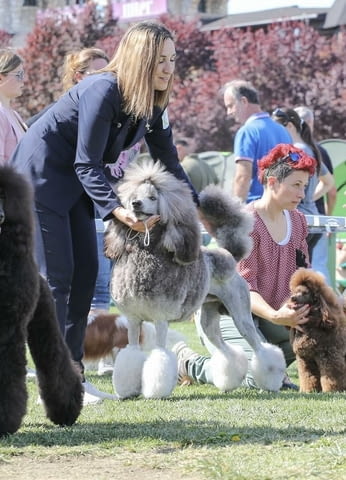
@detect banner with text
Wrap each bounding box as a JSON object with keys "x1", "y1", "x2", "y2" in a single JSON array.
[{"x1": 112, "y1": 0, "x2": 167, "y2": 21}]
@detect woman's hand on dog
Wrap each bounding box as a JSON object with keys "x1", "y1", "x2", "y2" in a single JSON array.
[
  {"x1": 113, "y1": 207, "x2": 160, "y2": 233},
  {"x1": 273, "y1": 303, "x2": 310, "y2": 331}
]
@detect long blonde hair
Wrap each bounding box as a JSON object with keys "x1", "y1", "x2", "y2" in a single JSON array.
[
  {"x1": 103, "y1": 22, "x2": 175, "y2": 121},
  {"x1": 62, "y1": 47, "x2": 109, "y2": 91}
]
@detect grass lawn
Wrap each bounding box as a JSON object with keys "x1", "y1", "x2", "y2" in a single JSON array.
[{"x1": 1, "y1": 320, "x2": 346, "y2": 480}]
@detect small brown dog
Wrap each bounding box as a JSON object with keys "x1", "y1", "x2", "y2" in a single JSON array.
[
  {"x1": 288, "y1": 268, "x2": 346, "y2": 393},
  {"x1": 83, "y1": 310, "x2": 184, "y2": 367},
  {"x1": 83, "y1": 312, "x2": 153, "y2": 363}
]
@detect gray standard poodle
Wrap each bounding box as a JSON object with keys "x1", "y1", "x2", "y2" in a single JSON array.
[
  {"x1": 104, "y1": 159, "x2": 285, "y2": 399},
  {"x1": 0, "y1": 165, "x2": 83, "y2": 436}
]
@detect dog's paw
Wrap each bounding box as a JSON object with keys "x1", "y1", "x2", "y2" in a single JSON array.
[
  {"x1": 251, "y1": 343, "x2": 286, "y2": 391},
  {"x1": 142, "y1": 348, "x2": 177, "y2": 398},
  {"x1": 210, "y1": 344, "x2": 248, "y2": 392},
  {"x1": 113, "y1": 346, "x2": 147, "y2": 399}
]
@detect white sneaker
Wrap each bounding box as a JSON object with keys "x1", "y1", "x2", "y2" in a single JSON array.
[
  {"x1": 37, "y1": 388, "x2": 103, "y2": 407},
  {"x1": 171, "y1": 341, "x2": 199, "y2": 385},
  {"x1": 26, "y1": 367, "x2": 36, "y2": 381},
  {"x1": 83, "y1": 390, "x2": 103, "y2": 406},
  {"x1": 82, "y1": 381, "x2": 117, "y2": 400}
]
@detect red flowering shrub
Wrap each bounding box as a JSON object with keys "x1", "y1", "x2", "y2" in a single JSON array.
[
  {"x1": 14, "y1": 2, "x2": 120, "y2": 119},
  {"x1": 0, "y1": 29, "x2": 12, "y2": 47},
  {"x1": 12, "y1": 6, "x2": 345, "y2": 150},
  {"x1": 169, "y1": 20, "x2": 346, "y2": 150}
]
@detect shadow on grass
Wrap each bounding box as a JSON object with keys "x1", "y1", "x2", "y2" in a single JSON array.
[
  {"x1": 2, "y1": 416, "x2": 346, "y2": 449},
  {"x1": 171, "y1": 388, "x2": 346, "y2": 402},
  {"x1": 2, "y1": 383, "x2": 345, "y2": 449}
]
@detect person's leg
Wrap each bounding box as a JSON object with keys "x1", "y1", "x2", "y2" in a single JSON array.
[
  {"x1": 65, "y1": 194, "x2": 98, "y2": 372},
  {"x1": 35, "y1": 199, "x2": 112, "y2": 403},
  {"x1": 172, "y1": 340, "x2": 213, "y2": 384},
  {"x1": 88, "y1": 217, "x2": 114, "y2": 375},
  {"x1": 307, "y1": 233, "x2": 322, "y2": 263},
  {"x1": 90, "y1": 218, "x2": 112, "y2": 311},
  {"x1": 177, "y1": 311, "x2": 295, "y2": 389},
  {"x1": 176, "y1": 313, "x2": 258, "y2": 385},
  {"x1": 311, "y1": 233, "x2": 332, "y2": 286},
  {"x1": 35, "y1": 203, "x2": 74, "y2": 335},
  {"x1": 195, "y1": 310, "x2": 255, "y2": 362}
]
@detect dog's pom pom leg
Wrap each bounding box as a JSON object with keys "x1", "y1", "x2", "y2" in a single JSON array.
[
  {"x1": 210, "y1": 344, "x2": 248, "y2": 392},
  {"x1": 113, "y1": 345, "x2": 146, "y2": 399},
  {"x1": 251, "y1": 343, "x2": 286, "y2": 391},
  {"x1": 142, "y1": 348, "x2": 178, "y2": 398}
]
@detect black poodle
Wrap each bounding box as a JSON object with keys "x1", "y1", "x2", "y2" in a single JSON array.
[{"x1": 0, "y1": 165, "x2": 83, "y2": 436}]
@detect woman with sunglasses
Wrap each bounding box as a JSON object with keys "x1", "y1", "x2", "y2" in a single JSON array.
[
  {"x1": 174, "y1": 143, "x2": 316, "y2": 391},
  {"x1": 0, "y1": 48, "x2": 26, "y2": 164},
  {"x1": 272, "y1": 107, "x2": 335, "y2": 259}
]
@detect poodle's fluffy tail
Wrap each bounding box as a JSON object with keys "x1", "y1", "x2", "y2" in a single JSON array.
[{"x1": 199, "y1": 185, "x2": 254, "y2": 261}]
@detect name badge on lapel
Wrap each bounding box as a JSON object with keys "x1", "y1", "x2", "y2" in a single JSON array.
[{"x1": 162, "y1": 108, "x2": 169, "y2": 130}]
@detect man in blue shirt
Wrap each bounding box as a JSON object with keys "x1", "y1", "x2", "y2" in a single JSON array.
[{"x1": 223, "y1": 80, "x2": 292, "y2": 202}]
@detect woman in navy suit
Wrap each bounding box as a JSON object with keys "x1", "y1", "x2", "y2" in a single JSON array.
[{"x1": 10, "y1": 21, "x2": 198, "y2": 400}]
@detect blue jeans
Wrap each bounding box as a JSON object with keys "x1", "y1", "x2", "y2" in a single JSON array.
[
  {"x1": 90, "y1": 219, "x2": 112, "y2": 310},
  {"x1": 311, "y1": 233, "x2": 332, "y2": 286}
]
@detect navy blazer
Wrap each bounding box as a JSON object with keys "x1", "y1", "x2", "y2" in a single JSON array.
[{"x1": 10, "y1": 72, "x2": 198, "y2": 220}]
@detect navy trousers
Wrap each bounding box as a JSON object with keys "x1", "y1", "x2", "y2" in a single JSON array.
[{"x1": 35, "y1": 193, "x2": 98, "y2": 371}]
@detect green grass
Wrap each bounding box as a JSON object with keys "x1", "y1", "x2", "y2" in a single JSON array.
[{"x1": 1, "y1": 321, "x2": 346, "y2": 479}]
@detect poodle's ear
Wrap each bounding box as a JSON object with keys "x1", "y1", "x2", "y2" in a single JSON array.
[
  {"x1": 155, "y1": 180, "x2": 201, "y2": 264},
  {"x1": 104, "y1": 219, "x2": 127, "y2": 260},
  {"x1": 161, "y1": 219, "x2": 201, "y2": 264},
  {"x1": 318, "y1": 284, "x2": 342, "y2": 329}
]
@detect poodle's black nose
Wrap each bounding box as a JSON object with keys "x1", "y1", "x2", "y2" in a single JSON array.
[{"x1": 132, "y1": 200, "x2": 142, "y2": 210}]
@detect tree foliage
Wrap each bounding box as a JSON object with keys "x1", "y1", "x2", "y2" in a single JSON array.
[
  {"x1": 0, "y1": 30, "x2": 12, "y2": 48},
  {"x1": 10, "y1": 3, "x2": 346, "y2": 151},
  {"x1": 210, "y1": 22, "x2": 346, "y2": 145},
  {"x1": 168, "y1": 20, "x2": 346, "y2": 150},
  {"x1": 13, "y1": 2, "x2": 120, "y2": 118}
]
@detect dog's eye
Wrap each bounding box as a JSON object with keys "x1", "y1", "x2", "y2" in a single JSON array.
[{"x1": 149, "y1": 196, "x2": 157, "y2": 202}]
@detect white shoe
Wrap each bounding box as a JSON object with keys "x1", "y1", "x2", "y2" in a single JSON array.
[
  {"x1": 171, "y1": 341, "x2": 199, "y2": 385},
  {"x1": 37, "y1": 389, "x2": 103, "y2": 407},
  {"x1": 26, "y1": 367, "x2": 36, "y2": 381},
  {"x1": 83, "y1": 390, "x2": 103, "y2": 406},
  {"x1": 82, "y1": 381, "x2": 117, "y2": 400}
]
